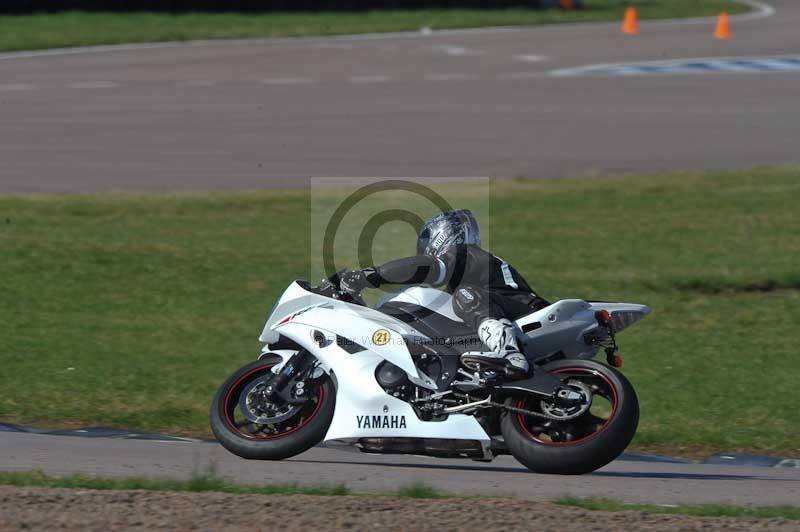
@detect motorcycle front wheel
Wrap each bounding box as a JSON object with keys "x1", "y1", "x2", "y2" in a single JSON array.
[
  {"x1": 501, "y1": 358, "x2": 639, "y2": 475},
  {"x1": 210, "y1": 357, "x2": 335, "y2": 460}
]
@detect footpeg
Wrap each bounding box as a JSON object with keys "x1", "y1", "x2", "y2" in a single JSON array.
[{"x1": 461, "y1": 353, "x2": 507, "y2": 372}]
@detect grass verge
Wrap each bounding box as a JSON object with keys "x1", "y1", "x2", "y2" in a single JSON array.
[
  {"x1": 0, "y1": 470, "x2": 450, "y2": 499},
  {"x1": 0, "y1": 1, "x2": 749, "y2": 52},
  {"x1": 396, "y1": 482, "x2": 445, "y2": 499},
  {"x1": 555, "y1": 496, "x2": 800, "y2": 520},
  {"x1": 1, "y1": 168, "x2": 799, "y2": 455},
  {"x1": 2, "y1": 471, "x2": 799, "y2": 520},
  {"x1": 0, "y1": 469, "x2": 352, "y2": 497}
]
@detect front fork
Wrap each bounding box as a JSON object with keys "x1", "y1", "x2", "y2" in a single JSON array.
[{"x1": 263, "y1": 350, "x2": 312, "y2": 406}]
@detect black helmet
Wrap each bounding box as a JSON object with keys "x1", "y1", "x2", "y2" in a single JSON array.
[{"x1": 417, "y1": 209, "x2": 480, "y2": 258}]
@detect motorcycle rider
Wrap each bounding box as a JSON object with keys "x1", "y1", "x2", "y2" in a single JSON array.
[{"x1": 339, "y1": 209, "x2": 549, "y2": 377}]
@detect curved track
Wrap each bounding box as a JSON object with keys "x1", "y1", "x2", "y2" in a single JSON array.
[
  {"x1": 2, "y1": 2, "x2": 800, "y2": 504},
  {"x1": 0, "y1": 1, "x2": 799, "y2": 192}
]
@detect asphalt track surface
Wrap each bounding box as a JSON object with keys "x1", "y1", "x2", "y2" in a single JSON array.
[
  {"x1": 1, "y1": 1, "x2": 800, "y2": 192},
  {"x1": 3, "y1": 2, "x2": 800, "y2": 507},
  {"x1": 2, "y1": 432, "x2": 799, "y2": 505}
]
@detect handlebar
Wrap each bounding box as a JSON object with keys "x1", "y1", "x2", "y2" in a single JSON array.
[{"x1": 314, "y1": 272, "x2": 366, "y2": 306}]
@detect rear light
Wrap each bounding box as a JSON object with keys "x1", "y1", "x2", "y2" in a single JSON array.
[
  {"x1": 595, "y1": 309, "x2": 611, "y2": 326},
  {"x1": 608, "y1": 354, "x2": 624, "y2": 368}
]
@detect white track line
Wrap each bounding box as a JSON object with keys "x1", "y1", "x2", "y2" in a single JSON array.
[
  {"x1": 428, "y1": 45, "x2": 485, "y2": 57},
  {"x1": 647, "y1": 0, "x2": 774, "y2": 26},
  {"x1": 0, "y1": 43, "x2": 177, "y2": 61},
  {"x1": 0, "y1": 1, "x2": 773, "y2": 62},
  {"x1": 549, "y1": 53, "x2": 800, "y2": 77},
  {"x1": 348, "y1": 75, "x2": 390, "y2": 84},
  {"x1": 261, "y1": 77, "x2": 314, "y2": 85},
  {"x1": 513, "y1": 54, "x2": 548, "y2": 63},
  {"x1": 737, "y1": 0, "x2": 776, "y2": 20},
  {"x1": 0, "y1": 83, "x2": 36, "y2": 91},
  {"x1": 67, "y1": 81, "x2": 117, "y2": 89}
]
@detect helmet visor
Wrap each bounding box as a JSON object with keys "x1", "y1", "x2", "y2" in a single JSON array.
[{"x1": 417, "y1": 209, "x2": 480, "y2": 257}]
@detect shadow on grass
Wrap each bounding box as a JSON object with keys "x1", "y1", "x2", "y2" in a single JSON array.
[{"x1": 671, "y1": 274, "x2": 800, "y2": 295}]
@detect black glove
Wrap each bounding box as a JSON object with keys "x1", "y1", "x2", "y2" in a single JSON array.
[{"x1": 339, "y1": 269, "x2": 376, "y2": 295}]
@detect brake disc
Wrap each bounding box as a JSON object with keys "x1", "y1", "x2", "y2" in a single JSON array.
[{"x1": 238, "y1": 378, "x2": 301, "y2": 425}]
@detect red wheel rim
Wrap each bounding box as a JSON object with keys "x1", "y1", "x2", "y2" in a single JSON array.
[
  {"x1": 223, "y1": 364, "x2": 324, "y2": 440},
  {"x1": 515, "y1": 367, "x2": 619, "y2": 446}
]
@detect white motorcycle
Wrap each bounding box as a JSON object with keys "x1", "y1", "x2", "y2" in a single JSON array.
[{"x1": 210, "y1": 275, "x2": 650, "y2": 475}]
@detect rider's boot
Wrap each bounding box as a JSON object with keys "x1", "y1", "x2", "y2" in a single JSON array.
[{"x1": 461, "y1": 318, "x2": 530, "y2": 378}]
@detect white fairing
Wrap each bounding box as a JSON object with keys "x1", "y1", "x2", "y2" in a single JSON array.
[
  {"x1": 376, "y1": 286, "x2": 463, "y2": 322},
  {"x1": 375, "y1": 288, "x2": 650, "y2": 360},
  {"x1": 259, "y1": 281, "x2": 649, "y2": 443},
  {"x1": 516, "y1": 300, "x2": 651, "y2": 359},
  {"x1": 260, "y1": 282, "x2": 489, "y2": 443}
]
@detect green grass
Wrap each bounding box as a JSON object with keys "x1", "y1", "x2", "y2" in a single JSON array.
[
  {"x1": 396, "y1": 482, "x2": 445, "y2": 499},
  {"x1": 0, "y1": 1, "x2": 749, "y2": 52},
  {"x1": 555, "y1": 496, "x2": 800, "y2": 520},
  {"x1": 1, "y1": 168, "x2": 799, "y2": 456},
  {"x1": 0, "y1": 468, "x2": 350, "y2": 496},
  {"x1": 0, "y1": 470, "x2": 447, "y2": 499}
]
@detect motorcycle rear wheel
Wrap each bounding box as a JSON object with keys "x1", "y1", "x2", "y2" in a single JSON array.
[
  {"x1": 500, "y1": 359, "x2": 639, "y2": 475},
  {"x1": 210, "y1": 357, "x2": 335, "y2": 460}
]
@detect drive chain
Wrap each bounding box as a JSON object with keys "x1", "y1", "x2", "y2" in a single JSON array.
[{"x1": 488, "y1": 400, "x2": 586, "y2": 422}]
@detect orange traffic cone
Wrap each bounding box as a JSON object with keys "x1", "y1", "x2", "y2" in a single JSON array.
[
  {"x1": 622, "y1": 7, "x2": 639, "y2": 35},
  {"x1": 714, "y1": 12, "x2": 732, "y2": 39}
]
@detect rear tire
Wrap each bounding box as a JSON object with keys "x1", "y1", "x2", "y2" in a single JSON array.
[
  {"x1": 500, "y1": 359, "x2": 639, "y2": 475},
  {"x1": 210, "y1": 358, "x2": 335, "y2": 460}
]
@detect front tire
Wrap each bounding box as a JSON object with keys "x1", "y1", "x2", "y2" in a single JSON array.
[
  {"x1": 210, "y1": 358, "x2": 335, "y2": 460},
  {"x1": 501, "y1": 359, "x2": 639, "y2": 475}
]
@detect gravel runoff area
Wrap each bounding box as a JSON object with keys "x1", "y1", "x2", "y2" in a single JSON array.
[{"x1": 0, "y1": 487, "x2": 796, "y2": 532}]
